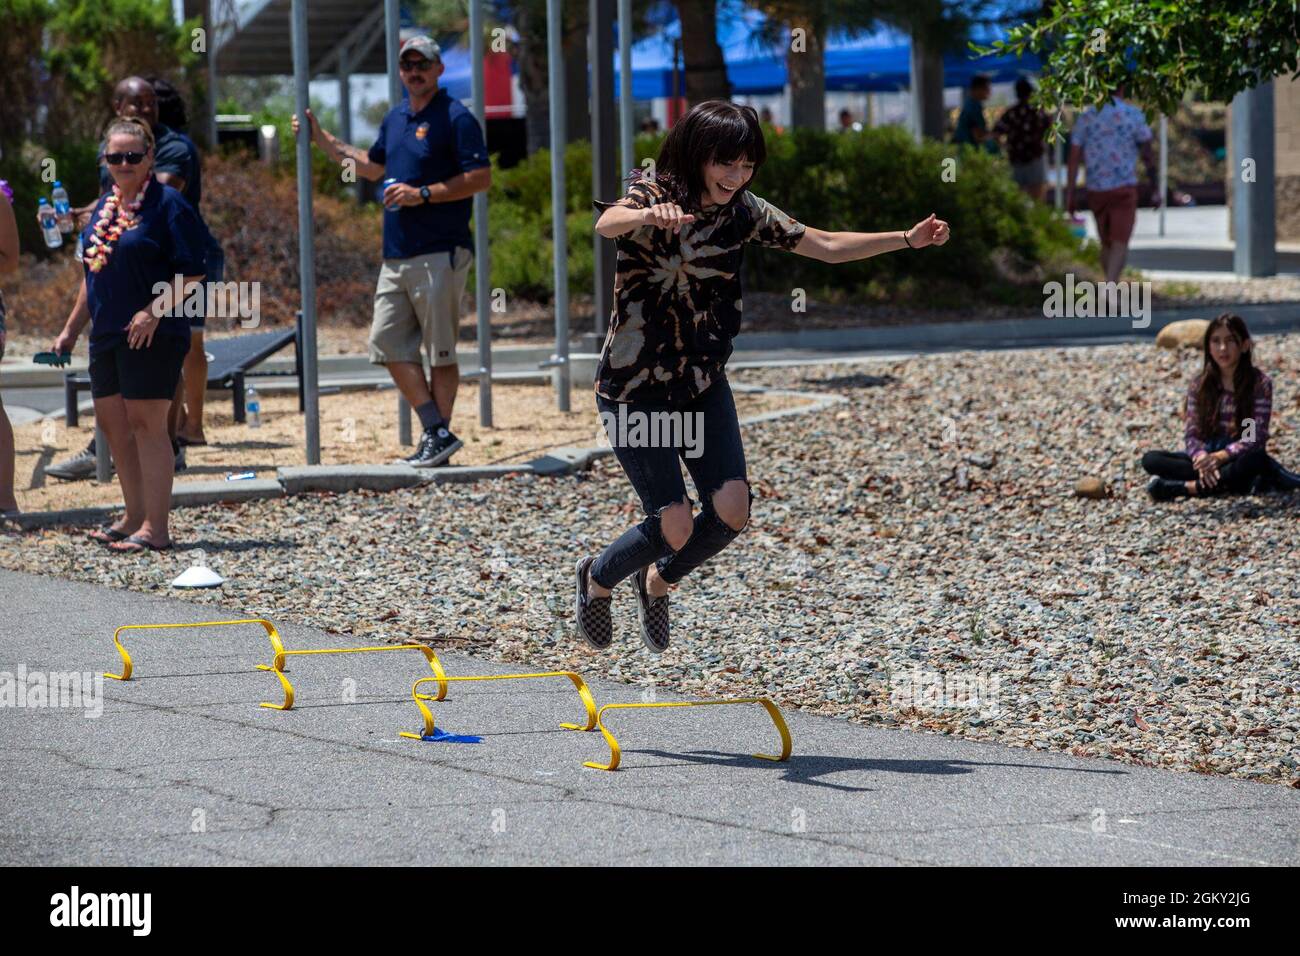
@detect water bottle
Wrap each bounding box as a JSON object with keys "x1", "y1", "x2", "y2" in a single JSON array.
[
  {"x1": 246, "y1": 385, "x2": 262, "y2": 428},
  {"x1": 38, "y1": 199, "x2": 63, "y2": 249},
  {"x1": 52, "y1": 181, "x2": 74, "y2": 234}
]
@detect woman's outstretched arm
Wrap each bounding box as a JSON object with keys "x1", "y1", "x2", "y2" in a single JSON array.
[{"x1": 792, "y1": 214, "x2": 950, "y2": 263}]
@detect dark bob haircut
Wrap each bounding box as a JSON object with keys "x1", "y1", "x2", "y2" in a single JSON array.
[{"x1": 645, "y1": 100, "x2": 767, "y2": 212}]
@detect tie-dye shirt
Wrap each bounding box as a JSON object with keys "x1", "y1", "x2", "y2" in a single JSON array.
[
  {"x1": 1071, "y1": 98, "x2": 1153, "y2": 192},
  {"x1": 592, "y1": 176, "x2": 807, "y2": 405}
]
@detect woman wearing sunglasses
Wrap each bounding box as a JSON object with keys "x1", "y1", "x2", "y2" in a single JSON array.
[{"x1": 49, "y1": 117, "x2": 207, "y2": 553}]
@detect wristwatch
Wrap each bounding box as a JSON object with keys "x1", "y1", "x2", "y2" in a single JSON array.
[{"x1": 419, "y1": 185, "x2": 431, "y2": 203}]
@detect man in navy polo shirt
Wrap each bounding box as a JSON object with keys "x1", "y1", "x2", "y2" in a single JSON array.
[{"x1": 296, "y1": 35, "x2": 490, "y2": 467}]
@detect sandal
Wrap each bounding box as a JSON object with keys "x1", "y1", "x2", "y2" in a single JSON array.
[
  {"x1": 176, "y1": 436, "x2": 208, "y2": 447},
  {"x1": 88, "y1": 525, "x2": 131, "y2": 544},
  {"x1": 108, "y1": 534, "x2": 173, "y2": 554}
]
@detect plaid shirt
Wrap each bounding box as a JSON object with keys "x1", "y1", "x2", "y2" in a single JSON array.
[{"x1": 1184, "y1": 370, "x2": 1273, "y2": 459}]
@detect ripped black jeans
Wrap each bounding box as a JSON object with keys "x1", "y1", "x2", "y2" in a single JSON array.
[{"x1": 590, "y1": 375, "x2": 751, "y2": 589}]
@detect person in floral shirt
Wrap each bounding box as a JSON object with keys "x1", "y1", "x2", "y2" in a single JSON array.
[
  {"x1": 1066, "y1": 89, "x2": 1159, "y2": 282},
  {"x1": 575, "y1": 100, "x2": 951, "y2": 653}
]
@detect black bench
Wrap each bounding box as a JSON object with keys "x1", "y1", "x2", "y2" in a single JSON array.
[{"x1": 66, "y1": 317, "x2": 303, "y2": 426}]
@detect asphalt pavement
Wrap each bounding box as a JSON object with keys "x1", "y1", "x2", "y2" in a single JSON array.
[{"x1": 1, "y1": 568, "x2": 1295, "y2": 866}]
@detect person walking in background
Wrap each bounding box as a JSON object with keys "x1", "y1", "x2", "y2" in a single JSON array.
[
  {"x1": 294, "y1": 36, "x2": 490, "y2": 467},
  {"x1": 49, "y1": 117, "x2": 207, "y2": 552},
  {"x1": 993, "y1": 77, "x2": 1051, "y2": 201},
  {"x1": 0, "y1": 178, "x2": 19, "y2": 519},
  {"x1": 45, "y1": 75, "x2": 216, "y2": 480},
  {"x1": 952, "y1": 75, "x2": 993, "y2": 151},
  {"x1": 1066, "y1": 86, "x2": 1159, "y2": 283},
  {"x1": 1142, "y1": 314, "x2": 1299, "y2": 501}
]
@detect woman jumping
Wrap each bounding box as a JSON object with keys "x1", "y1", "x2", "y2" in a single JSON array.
[{"x1": 576, "y1": 100, "x2": 951, "y2": 652}]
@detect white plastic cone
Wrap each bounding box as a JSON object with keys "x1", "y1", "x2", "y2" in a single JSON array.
[{"x1": 171, "y1": 566, "x2": 224, "y2": 588}]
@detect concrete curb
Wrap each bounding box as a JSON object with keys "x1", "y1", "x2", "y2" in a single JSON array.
[
  {"x1": 277, "y1": 464, "x2": 430, "y2": 495},
  {"x1": 172, "y1": 479, "x2": 285, "y2": 506},
  {"x1": 730, "y1": 301, "x2": 1300, "y2": 353},
  {"x1": 3, "y1": 381, "x2": 840, "y2": 529}
]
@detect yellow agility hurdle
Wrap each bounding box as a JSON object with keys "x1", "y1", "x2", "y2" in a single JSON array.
[
  {"x1": 106, "y1": 618, "x2": 282, "y2": 682},
  {"x1": 399, "y1": 671, "x2": 598, "y2": 741},
  {"x1": 583, "y1": 698, "x2": 793, "y2": 771},
  {"x1": 256, "y1": 632, "x2": 449, "y2": 710}
]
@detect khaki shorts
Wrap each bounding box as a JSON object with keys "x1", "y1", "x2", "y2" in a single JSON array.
[{"x1": 369, "y1": 248, "x2": 471, "y2": 368}]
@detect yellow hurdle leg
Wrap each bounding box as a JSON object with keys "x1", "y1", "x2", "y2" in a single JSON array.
[{"x1": 583, "y1": 698, "x2": 793, "y2": 771}]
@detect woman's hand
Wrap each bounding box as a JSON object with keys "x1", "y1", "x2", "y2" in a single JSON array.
[
  {"x1": 905, "y1": 214, "x2": 950, "y2": 248},
  {"x1": 52, "y1": 328, "x2": 78, "y2": 356},
  {"x1": 1193, "y1": 451, "x2": 1223, "y2": 488},
  {"x1": 125, "y1": 308, "x2": 159, "y2": 349},
  {"x1": 644, "y1": 202, "x2": 696, "y2": 234}
]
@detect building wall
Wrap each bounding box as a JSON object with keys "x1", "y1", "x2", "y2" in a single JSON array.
[{"x1": 1275, "y1": 72, "x2": 1300, "y2": 241}]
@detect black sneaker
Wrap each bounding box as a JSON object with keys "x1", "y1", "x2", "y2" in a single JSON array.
[
  {"x1": 575, "y1": 556, "x2": 613, "y2": 650},
  {"x1": 632, "y1": 565, "x2": 671, "y2": 653},
  {"x1": 1147, "y1": 476, "x2": 1189, "y2": 502},
  {"x1": 400, "y1": 426, "x2": 464, "y2": 468}
]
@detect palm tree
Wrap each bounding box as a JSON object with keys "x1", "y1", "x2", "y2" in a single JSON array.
[
  {"x1": 746, "y1": 0, "x2": 887, "y2": 129},
  {"x1": 672, "y1": 1, "x2": 731, "y2": 105}
]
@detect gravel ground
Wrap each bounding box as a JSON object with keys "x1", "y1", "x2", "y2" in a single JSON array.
[{"x1": 2, "y1": 341, "x2": 1297, "y2": 786}]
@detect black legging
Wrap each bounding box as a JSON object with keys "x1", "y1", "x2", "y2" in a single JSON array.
[{"x1": 1141, "y1": 447, "x2": 1270, "y2": 495}]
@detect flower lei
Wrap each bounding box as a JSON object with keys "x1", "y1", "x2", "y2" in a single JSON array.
[{"x1": 83, "y1": 176, "x2": 151, "y2": 273}]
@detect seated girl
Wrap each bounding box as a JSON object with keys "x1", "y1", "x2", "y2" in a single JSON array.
[{"x1": 1143, "y1": 313, "x2": 1298, "y2": 500}]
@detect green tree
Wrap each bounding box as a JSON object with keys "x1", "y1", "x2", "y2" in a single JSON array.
[
  {"x1": 981, "y1": 0, "x2": 1300, "y2": 122},
  {"x1": 41, "y1": 0, "x2": 199, "y2": 145}
]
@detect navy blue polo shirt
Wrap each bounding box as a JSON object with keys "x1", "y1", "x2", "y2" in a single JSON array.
[
  {"x1": 367, "y1": 88, "x2": 489, "y2": 260},
  {"x1": 80, "y1": 179, "x2": 208, "y2": 357}
]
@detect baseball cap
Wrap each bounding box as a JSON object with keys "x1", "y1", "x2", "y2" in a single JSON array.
[{"x1": 399, "y1": 36, "x2": 442, "y2": 62}]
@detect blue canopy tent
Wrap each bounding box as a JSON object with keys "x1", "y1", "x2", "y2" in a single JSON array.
[
  {"x1": 618, "y1": 40, "x2": 1041, "y2": 98},
  {"x1": 609, "y1": 7, "x2": 1040, "y2": 98}
]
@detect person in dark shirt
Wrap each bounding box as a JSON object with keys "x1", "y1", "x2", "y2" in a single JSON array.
[
  {"x1": 294, "y1": 35, "x2": 491, "y2": 467},
  {"x1": 49, "y1": 117, "x2": 207, "y2": 552},
  {"x1": 992, "y1": 77, "x2": 1050, "y2": 201},
  {"x1": 46, "y1": 75, "x2": 218, "y2": 479},
  {"x1": 952, "y1": 75, "x2": 993, "y2": 150},
  {"x1": 576, "y1": 101, "x2": 951, "y2": 653}
]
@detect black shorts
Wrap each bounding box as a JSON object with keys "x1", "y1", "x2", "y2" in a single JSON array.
[{"x1": 89, "y1": 335, "x2": 190, "y2": 401}]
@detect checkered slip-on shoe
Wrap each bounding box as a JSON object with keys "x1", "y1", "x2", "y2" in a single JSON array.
[
  {"x1": 632, "y1": 565, "x2": 671, "y2": 654},
  {"x1": 575, "y1": 556, "x2": 614, "y2": 650}
]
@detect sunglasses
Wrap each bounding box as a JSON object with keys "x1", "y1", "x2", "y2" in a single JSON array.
[
  {"x1": 399, "y1": 58, "x2": 434, "y2": 72},
  {"x1": 104, "y1": 151, "x2": 149, "y2": 166}
]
